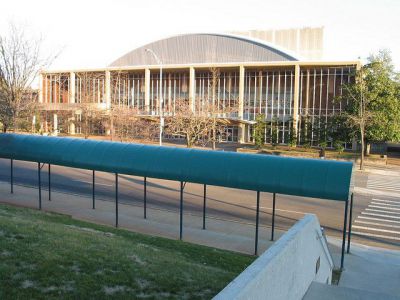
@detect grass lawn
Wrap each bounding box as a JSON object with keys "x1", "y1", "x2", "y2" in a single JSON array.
[{"x1": 0, "y1": 204, "x2": 254, "y2": 299}]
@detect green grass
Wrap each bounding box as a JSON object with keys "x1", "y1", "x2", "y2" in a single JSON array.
[{"x1": 0, "y1": 204, "x2": 254, "y2": 299}]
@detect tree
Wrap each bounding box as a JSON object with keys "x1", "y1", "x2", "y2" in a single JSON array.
[
  {"x1": 75, "y1": 72, "x2": 105, "y2": 139},
  {"x1": 253, "y1": 114, "x2": 266, "y2": 149},
  {"x1": 341, "y1": 50, "x2": 400, "y2": 169},
  {"x1": 165, "y1": 100, "x2": 229, "y2": 148},
  {"x1": 0, "y1": 23, "x2": 53, "y2": 132}
]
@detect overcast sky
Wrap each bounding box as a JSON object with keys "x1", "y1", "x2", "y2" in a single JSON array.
[{"x1": 1, "y1": 0, "x2": 399, "y2": 76}]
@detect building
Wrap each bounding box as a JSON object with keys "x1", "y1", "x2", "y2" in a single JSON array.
[
  {"x1": 39, "y1": 33, "x2": 359, "y2": 146},
  {"x1": 231, "y1": 26, "x2": 324, "y2": 60}
]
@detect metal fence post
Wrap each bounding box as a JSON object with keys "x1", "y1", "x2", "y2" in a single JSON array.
[
  {"x1": 271, "y1": 193, "x2": 276, "y2": 241},
  {"x1": 340, "y1": 198, "x2": 349, "y2": 270},
  {"x1": 347, "y1": 193, "x2": 354, "y2": 254},
  {"x1": 10, "y1": 159, "x2": 13, "y2": 194},
  {"x1": 115, "y1": 173, "x2": 118, "y2": 228},
  {"x1": 255, "y1": 191, "x2": 260, "y2": 255},
  {"x1": 202, "y1": 184, "x2": 206, "y2": 230},
  {"x1": 180, "y1": 181, "x2": 183, "y2": 240},
  {"x1": 48, "y1": 164, "x2": 51, "y2": 201},
  {"x1": 92, "y1": 170, "x2": 95, "y2": 209},
  {"x1": 38, "y1": 162, "x2": 42, "y2": 210},
  {"x1": 144, "y1": 177, "x2": 147, "y2": 219}
]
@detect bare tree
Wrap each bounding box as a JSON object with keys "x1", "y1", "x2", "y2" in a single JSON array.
[
  {"x1": 165, "y1": 99, "x2": 231, "y2": 148},
  {"x1": 0, "y1": 22, "x2": 54, "y2": 132},
  {"x1": 75, "y1": 72, "x2": 105, "y2": 138}
]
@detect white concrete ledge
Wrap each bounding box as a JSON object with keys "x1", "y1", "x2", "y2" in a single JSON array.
[{"x1": 214, "y1": 214, "x2": 334, "y2": 300}]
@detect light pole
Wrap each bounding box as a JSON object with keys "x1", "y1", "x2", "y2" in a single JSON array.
[{"x1": 145, "y1": 48, "x2": 163, "y2": 146}]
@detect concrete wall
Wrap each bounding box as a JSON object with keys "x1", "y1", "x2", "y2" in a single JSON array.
[{"x1": 214, "y1": 214, "x2": 333, "y2": 300}]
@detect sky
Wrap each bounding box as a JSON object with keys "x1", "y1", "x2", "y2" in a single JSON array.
[{"x1": 1, "y1": 0, "x2": 399, "y2": 79}]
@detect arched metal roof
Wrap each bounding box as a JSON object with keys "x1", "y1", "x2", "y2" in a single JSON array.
[
  {"x1": 109, "y1": 33, "x2": 298, "y2": 67},
  {"x1": 0, "y1": 134, "x2": 352, "y2": 201}
]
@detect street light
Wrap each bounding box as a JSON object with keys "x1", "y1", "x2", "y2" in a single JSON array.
[{"x1": 145, "y1": 48, "x2": 163, "y2": 146}]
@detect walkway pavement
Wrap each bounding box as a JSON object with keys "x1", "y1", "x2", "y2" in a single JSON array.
[
  {"x1": 0, "y1": 181, "x2": 282, "y2": 255},
  {"x1": 304, "y1": 238, "x2": 400, "y2": 300}
]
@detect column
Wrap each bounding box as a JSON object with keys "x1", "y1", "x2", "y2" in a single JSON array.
[
  {"x1": 38, "y1": 73, "x2": 43, "y2": 103},
  {"x1": 189, "y1": 67, "x2": 195, "y2": 112},
  {"x1": 238, "y1": 65, "x2": 245, "y2": 143},
  {"x1": 53, "y1": 114, "x2": 58, "y2": 136},
  {"x1": 105, "y1": 70, "x2": 111, "y2": 109},
  {"x1": 292, "y1": 64, "x2": 300, "y2": 142},
  {"x1": 145, "y1": 68, "x2": 150, "y2": 114},
  {"x1": 69, "y1": 121, "x2": 75, "y2": 135},
  {"x1": 69, "y1": 72, "x2": 75, "y2": 104}
]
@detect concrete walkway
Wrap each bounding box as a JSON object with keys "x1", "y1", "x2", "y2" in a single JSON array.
[
  {"x1": 0, "y1": 181, "x2": 283, "y2": 255},
  {"x1": 304, "y1": 238, "x2": 400, "y2": 300}
]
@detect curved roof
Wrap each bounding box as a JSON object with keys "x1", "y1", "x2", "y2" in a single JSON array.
[
  {"x1": 0, "y1": 134, "x2": 352, "y2": 201},
  {"x1": 109, "y1": 33, "x2": 298, "y2": 67}
]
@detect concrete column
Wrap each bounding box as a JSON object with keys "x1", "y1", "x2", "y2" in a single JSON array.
[
  {"x1": 292, "y1": 64, "x2": 300, "y2": 140},
  {"x1": 238, "y1": 66, "x2": 245, "y2": 143},
  {"x1": 38, "y1": 73, "x2": 43, "y2": 103},
  {"x1": 32, "y1": 115, "x2": 36, "y2": 133},
  {"x1": 105, "y1": 70, "x2": 111, "y2": 109},
  {"x1": 53, "y1": 114, "x2": 58, "y2": 136},
  {"x1": 69, "y1": 121, "x2": 75, "y2": 135},
  {"x1": 145, "y1": 68, "x2": 150, "y2": 114},
  {"x1": 238, "y1": 123, "x2": 246, "y2": 143},
  {"x1": 238, "y1": 65, "x2": 245, "y2": 119},
  {"x1": 69, "y1": 72, "x2": 75, "y2": 104},
  {"x1": 189, "y1": 67, "x2": 195, "y2": 112}
]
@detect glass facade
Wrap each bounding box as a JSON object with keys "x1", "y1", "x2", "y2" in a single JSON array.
[
  {"x1": 194, "y1": 70, "x2": 239, "y2": 118},
  {"x1": 42, "y1": 73, "x2": 70, "y2": 104},
  {"x1": 298, "y1": 66, "x2": 353, "y2": 146},
  {"x1": 40, "y1": 64, "x2": 356, "y2": 145},
  {"x1": 150, "y1": 71, "x2": 189, "y2": 115}
]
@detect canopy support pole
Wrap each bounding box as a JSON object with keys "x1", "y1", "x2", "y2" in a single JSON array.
[
  {"x1": 92, "y1": 170, "x2": 95, "y2": 209},
  {"x1": 180, "y1": 181, "x2": 184, "y2": 240},
  {"x1": 144, "y1": 177, "x2": 147, "y2": 219},
  {"x1": 10, "y1": 159, "x2": 13, "y2": 194},
  {"x1": 115, "y1": 173, "x2": 119, "y2": 228},
  {"x1": 255, "y1": 191, "x2": 260, "y2": 255},
  {"x1": 271, "y1": 193, "x2": 276, "y2": 241},
  {"x1": 48, "y1": 164, "x2": 51, "y2": 201},
  {"x1": 38, "y1": 162, "x2": 42, "y2": 210},
  {"x1": 347, "y1": 193, "x2": 354, "y2": 254},
  {"x1": 202, "y1": 184, "x2": 206, "y2": 230},
  {"x1": 340, "y1": 198, "x2": 349, "y2": 270}
]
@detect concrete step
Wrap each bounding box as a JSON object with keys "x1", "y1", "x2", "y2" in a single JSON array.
[{"x1": 303, "y1": 282, "x2": 400, "y2": 300}]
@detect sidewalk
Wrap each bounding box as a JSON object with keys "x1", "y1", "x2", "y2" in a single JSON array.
[
  {"x1": 304, "y1": 238, "x2": 400, "y2": 300},
  {"x1": 0, "y1": 181, "x2": 283, "y2": 255}
]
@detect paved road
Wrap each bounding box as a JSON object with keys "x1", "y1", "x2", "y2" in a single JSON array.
[{"x1": 0, "y1": 158, "x2": 398, "y2": 250}]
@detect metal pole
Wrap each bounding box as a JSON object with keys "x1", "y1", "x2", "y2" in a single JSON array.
[
  {"x1": 180, "y1": 181, "x2": 183, "y2": 240},
  {"x1": 271, "y1": 193, "x2": 276, "y2": 241},
  {"x1": 10, "y1": 159, "x2": 13, "y2": 194},
  {"x1": 48, "y1": 164, "x2": 51, "y2": 201},
  {"x1": 159, "y1": 62, "x2": 163, "y2": 146},
  {"x1": 92, "y1": 170, "x2": 95, "y2": 209},
  {"x1": 340, "y1": 198, "x2": 349, "y2": 270},
  {"x1": 38, "y1": 162, "x2": 42, "y2": 210},
  {"x1": 347, "y1": 193, "x2": 354, "y2": 254},
  {"x1": 115, "y1": 173, "x2": 118, "y2": 228},
  {"x1": 255, "y1": 191, "x2": 260, "y2": 255},
  {"x1": 144, "y1": 177, "x2": 147, "y2": 219},
  {"x1": 202, "y1": 184, "x2": 206, "y2": 230}
]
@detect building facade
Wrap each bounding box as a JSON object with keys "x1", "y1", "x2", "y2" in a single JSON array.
[{"x1": 39, "y1": 33, "x2": 358, "y2": 146}]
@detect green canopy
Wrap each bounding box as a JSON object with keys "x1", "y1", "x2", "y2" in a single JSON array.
[{"x1": 0, "y1": 134, "x2": 353, "y2": 201}]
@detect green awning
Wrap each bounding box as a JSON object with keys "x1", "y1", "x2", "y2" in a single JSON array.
[{"x1": 0, "y1": 134, "x2": 353, "y2": 201}]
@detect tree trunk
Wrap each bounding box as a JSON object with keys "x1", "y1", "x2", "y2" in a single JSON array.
[
  {"x1": 110, "y1": 112, "x2": 114, "y2": 141},
  {"x1": 360, "y1": 127, "x2": 365, "y2": 170},
  {"x1": 365, "y1": 143, "x2": 371, "y2": 156},
  {"x1": 212, "y1": 128, "x2": 216, "y2": 150}
]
